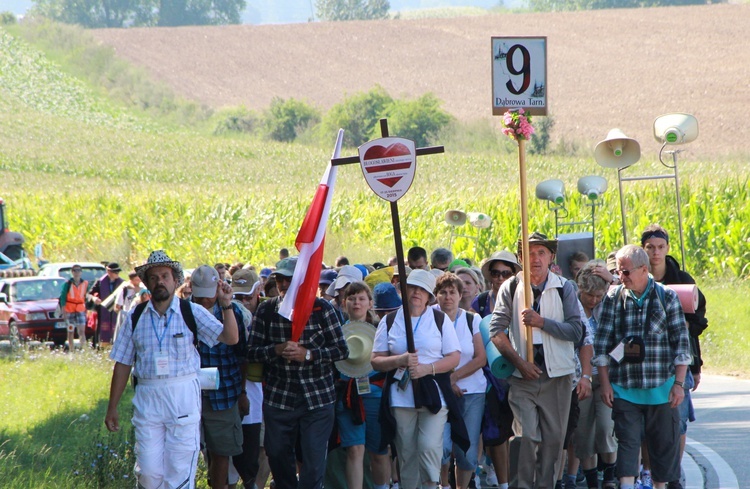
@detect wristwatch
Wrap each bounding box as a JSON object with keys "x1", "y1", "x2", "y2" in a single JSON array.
[
  {"x1": 582, "y1": 374, "x2": 592, "y2": 382},
  {"x1": 305, "y1": 349, "x2": 312, "y2": 361}
]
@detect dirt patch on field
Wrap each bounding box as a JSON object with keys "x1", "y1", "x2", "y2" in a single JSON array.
[{"x1": 91, "y1": 4, "x2": 750, "y2": 158}]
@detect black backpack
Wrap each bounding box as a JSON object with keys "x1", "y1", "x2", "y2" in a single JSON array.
[
  {"x1": 131, "y1": 298, "x2": 199, "y2": 347},
  {"x1": 385, "y1": 308, "x2": 446, "y2": 334},
  {"x1": 129, "y1": 299, "x2": 198, "y2": 387}
]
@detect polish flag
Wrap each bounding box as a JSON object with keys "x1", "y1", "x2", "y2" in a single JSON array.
[{"x1": 279, "y1": 130, "x2": 343, "y2": 341}]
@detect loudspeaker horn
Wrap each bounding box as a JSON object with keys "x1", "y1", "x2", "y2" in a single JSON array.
[
  {"x1": 653, "y1": 113, "x2": 698, "y2": 145},
  {"x1": 468, "y1": 212, "x2": 492, "y2": 229},
  {"x1": 535, "y1": 179, "x2": 566, "y2": 205},
  {"x1": 594, "y1": 128, "x2": 641, "y2": 169},
  {"x1": 577, "y1": 175, "x2": 608, "y2": 200},
  {"x1": 444, "y1": 209, "x2": 467, "y2": 227}
]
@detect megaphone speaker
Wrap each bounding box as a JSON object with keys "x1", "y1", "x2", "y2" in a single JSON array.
[
  {"x1": 653, "y1": 113, "x2": 698, "y2": 145},
  {"x1": 594, "y1": 128, "x2": 641, "y2": 169},
  {"x1": 467, "y1": 212, "x2": 492, "y2": 229},
  {"x1": 535, "y1": 179, "x2": 565, "y2": 205},
  {"x1": 577, "y1": 175, "x2": 608, "y2": 200},
  {"x1": 444, "y1": 209, "x2": 467, "y2": 227}
]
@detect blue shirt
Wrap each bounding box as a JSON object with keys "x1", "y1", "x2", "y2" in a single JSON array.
[{"x1": 198, "y1": 302, "x2": 247, "y2": 411}]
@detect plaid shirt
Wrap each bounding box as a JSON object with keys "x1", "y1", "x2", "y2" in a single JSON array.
[
  {"x1": 247, "y1": 296, "x2": 348, "y2": 411},
  {"x1": 110, "y1": 295, "x2": 223, "y2": 379},
  {"x1": 198, "y1": 302, "x2": 248, "y2": 411},
  {"x1": 593, "y1": 279, "x2": 691, "y2": 389}
]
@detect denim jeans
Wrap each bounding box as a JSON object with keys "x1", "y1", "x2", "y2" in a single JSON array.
[{"x1": 442, "y1": 393, "x2": 485, "y2": 471}]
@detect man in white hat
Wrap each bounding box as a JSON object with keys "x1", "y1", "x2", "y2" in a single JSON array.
[
  {"x1": 105, "y1": 250, "x2": 239, "y2": 489},
  {"x1": 489, "y1": 233, "x2": 583, "y2": 489}
]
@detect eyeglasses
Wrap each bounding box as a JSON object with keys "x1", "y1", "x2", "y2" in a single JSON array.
[
  {"x1": 616, "y1": 267, "x2": 640, "y2": 277},
  {"x1": 490, "y1": 269, "x2": 514, "y2": 279}
]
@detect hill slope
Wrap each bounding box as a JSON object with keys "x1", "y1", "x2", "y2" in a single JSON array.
[{"x1": 90, "y1": 4, "x2": 750, "y2": 158}]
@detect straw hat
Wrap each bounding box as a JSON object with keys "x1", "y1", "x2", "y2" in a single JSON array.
[
  {"x1": 135, "y1": 250, "x2": 184, "y2": 286},
  {"x1": 335, "y1": 321, "x2": 376, "y2": 378}
]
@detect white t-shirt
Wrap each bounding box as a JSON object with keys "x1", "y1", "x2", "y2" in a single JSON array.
[
  {"x1": 242, "y1": 380, "x2": 264, "y2": 425},
  {"x1": 440, "y1": 307, "x2": 487, "y2": 395},
  {"x1": 373, "y1": 307, "x2": 461, "y2": 408}
]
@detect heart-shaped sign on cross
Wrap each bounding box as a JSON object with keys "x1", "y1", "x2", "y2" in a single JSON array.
[{"x1": 358, "y1": 137, "x2": 417, "y2": 202}]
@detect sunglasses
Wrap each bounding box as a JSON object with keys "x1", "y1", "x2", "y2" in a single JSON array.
[
  {"x1": 490, "y1": 269, "x2": 514, "y2": 279},
  {"x1": 616, "y1": 267, "x2": 640, "y2": 277}
]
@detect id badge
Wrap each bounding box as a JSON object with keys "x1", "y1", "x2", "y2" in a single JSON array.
[
  {"x1": 155, "y1": 351, "x2": 170, "y2": 376},
  {"x1": 393, "y1": 367, "x2": 406, "y2": 381},
  {"x1": 356, "y1": 376, "x2": 371, "y2": 395},
  {"x1": 609, "y1": 341, "x2": 625, "y2": 363}
]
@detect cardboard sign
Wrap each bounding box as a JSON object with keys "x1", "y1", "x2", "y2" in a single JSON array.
[
  {"x1": 358, "y1": 137, "x2": 416, "y2": 202},
  {"x1": 492, "y1": 36, "x2": 548, "y2": 116}
]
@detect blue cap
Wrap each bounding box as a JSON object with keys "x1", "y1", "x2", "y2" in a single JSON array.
[
  {"x1": 354, "y1": 264, "x2": 369, "y2": 278},
  {"x1": 260, "y1": 267, "x2": 273, "y2": 278},
  {"x1": 373, "y1": 283, "x2": 402, "y2": 311},
  {"x1": 319, "y1": 268, "x2": 338, "y2": 286}
]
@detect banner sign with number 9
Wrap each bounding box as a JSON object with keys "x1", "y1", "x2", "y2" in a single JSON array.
[{"x1": 491, "y1": 37, "x2": 547, "y2": 116}]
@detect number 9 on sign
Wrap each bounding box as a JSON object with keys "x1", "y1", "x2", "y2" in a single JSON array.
[{"x1": 491, "y1": 36, "x2": 547, "y2": 116}]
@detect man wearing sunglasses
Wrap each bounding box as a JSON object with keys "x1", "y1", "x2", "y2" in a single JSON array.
[
  {"x1": 488, "y1": 232, "x2": 583, "y2": 489},
  {"x1": 593, "y1": 245, "x2": 691, "y2": 489}
]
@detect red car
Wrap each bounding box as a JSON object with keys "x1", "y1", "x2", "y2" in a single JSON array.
[{"x1": 0, "y1": 276, "x2": 89, "y2": 346}]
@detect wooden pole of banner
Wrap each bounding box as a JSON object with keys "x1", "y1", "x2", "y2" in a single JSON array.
[
  {"x1": 331, "y1": 119, "x2": 445, "y2": 357},
  {"x1": 517, "y1": 138, "x2": 534, "y2": 362}
]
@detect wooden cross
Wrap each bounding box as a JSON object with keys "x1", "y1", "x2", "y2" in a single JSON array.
[{"x1": 331, "y1": 118, "x2": 444, "y2": 355}]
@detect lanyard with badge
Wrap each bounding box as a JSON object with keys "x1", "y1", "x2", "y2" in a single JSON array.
[
  {"x1": 153, "y1": 312, "x2": 170, "y2": 376},
  {"x1": 394, "y1": 309, "x2": 426, "y2": 390}
]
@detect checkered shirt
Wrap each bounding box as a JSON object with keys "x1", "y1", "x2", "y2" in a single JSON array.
[
  {"x1": 198, "y1": 302, "x2": 248, "y2": 411},
  {"x1": 593, "y1": 280, "x2": 691, "y2": 389},
  {"x1": 247, "y1": 296, "x2": 349, "y2": 411},
  {"x1": 110, "y1": 295, "x2": 223, "y2": 379}
]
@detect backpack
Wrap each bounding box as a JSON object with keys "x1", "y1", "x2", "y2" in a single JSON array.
[
  {"x1": 131, "y1": 298, "x2": 199, "y2": 348},
  {"x1": 129, "y1": 299, "x2": 199, "y2": 388},
  {"x1": 385, "y1": 308, "x2": 446, "y2": 334}
]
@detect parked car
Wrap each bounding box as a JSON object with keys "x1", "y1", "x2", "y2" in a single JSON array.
[
  {"x1": 0, "y1": 276, "x2": 92, "y2": 346},
  {"x1": 37, "y1": 262, "x2": 106, "y2": 292}
]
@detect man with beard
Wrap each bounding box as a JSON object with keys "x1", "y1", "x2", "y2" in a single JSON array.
[{"x1": 105, "y1": 250, "x2": 239, "y2": 489}]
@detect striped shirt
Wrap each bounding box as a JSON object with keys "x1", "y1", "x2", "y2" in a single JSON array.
[
  {"x1": 593, "y1": 279, "x2": 691, "y2": 390},
  {"x1": 110, "y1": 295, "x2": 224, "y2": 379},
  {"x1": 247, "y1": 296, "x2": 348, "y2": 411}
]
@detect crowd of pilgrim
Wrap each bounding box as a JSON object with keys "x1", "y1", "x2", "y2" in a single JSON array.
[{"x1": 104, "y1": 223, "x2": 706, "y2": 489}]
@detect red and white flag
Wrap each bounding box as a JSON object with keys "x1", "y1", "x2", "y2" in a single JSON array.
[{"x1": 279, "y1": 130, "x2": 343, "y2": 341}]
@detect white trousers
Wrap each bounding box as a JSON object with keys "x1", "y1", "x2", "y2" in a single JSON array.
[
  {"x1": 132, "y1": 375, "x2": 201, "y2": 489},
  {"x1": 392, "y1": 406, "x2": 449, "y2": 489}
]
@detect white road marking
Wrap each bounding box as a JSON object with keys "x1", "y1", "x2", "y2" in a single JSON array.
[{"x1": 686, "y1": 438, "x2": 739, "y2": 489}]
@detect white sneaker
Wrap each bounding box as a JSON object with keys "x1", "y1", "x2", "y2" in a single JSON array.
[
  {"x1": 485, "y1": 464, "x2": 499, "y2": 487},
  {"x1": 474, "y1": 474, "x2": 482, "y2": 489},
  {"x1": 391, "y1": 483, "x2": 400, "y2": 489}
]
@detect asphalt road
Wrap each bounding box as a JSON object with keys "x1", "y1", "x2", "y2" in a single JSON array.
[{"x1": 685, "y1": 374, "x2": 748, "y2": 489}]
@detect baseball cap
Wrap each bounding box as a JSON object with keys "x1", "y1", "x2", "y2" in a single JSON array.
[{"x1": 191, "y1": 265, "x2": 220, "y2": 298}]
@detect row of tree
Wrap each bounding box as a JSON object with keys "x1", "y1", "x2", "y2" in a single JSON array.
[
  {"x1": 24, "y1": 0, "x2": 717, "y2": 29},
  {"x1": 30, "y1": 0, "x2": 247, "y2": 28}
]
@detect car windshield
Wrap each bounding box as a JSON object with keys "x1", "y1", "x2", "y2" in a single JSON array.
[
  {"x1": 10, "y1": 279, "x2": 66, "y2": 302},
  {"x1": 59, "y1": 267, "x2": 105, "y2": 286}
]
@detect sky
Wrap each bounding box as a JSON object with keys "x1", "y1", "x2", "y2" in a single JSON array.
[{"x1": 5, "y1": 0, "x2": 523, "y2": 23}]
